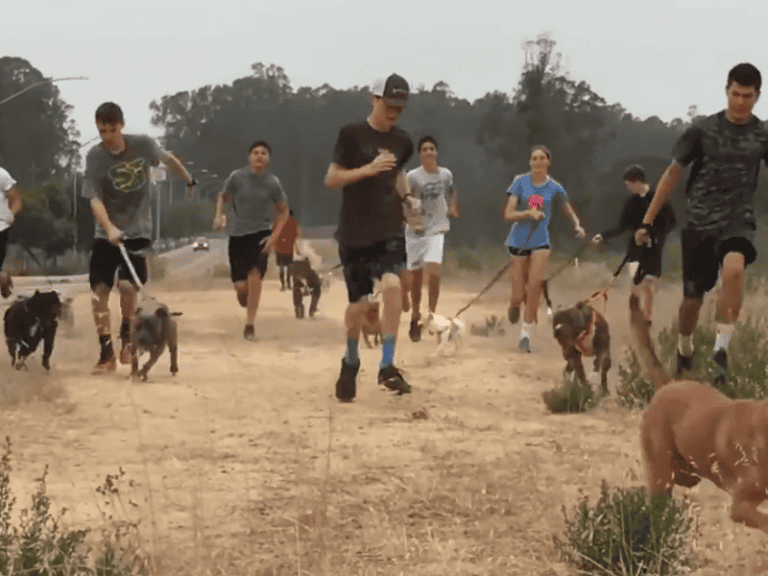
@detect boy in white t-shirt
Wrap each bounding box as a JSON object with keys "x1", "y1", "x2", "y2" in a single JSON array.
[
  {"x1": 0, "y1": 167, "x2": 22, "y2": 297},
  {"x1": 401, "y1": 136, "x2": 459, "y2": 341}
]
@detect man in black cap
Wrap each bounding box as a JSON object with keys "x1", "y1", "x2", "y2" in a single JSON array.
[
  {"x1": 325, "y1": 73, "x2": 420, "y2": 402},
  {"x1": 592, "y1": 165, "x2": 675, "y2": 323}
]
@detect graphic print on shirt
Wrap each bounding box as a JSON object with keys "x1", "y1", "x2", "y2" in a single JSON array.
[{"x1": 107, "y1": 158, "x2": 147, "y2": 193}]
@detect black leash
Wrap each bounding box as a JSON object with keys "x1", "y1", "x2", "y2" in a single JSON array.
[
  {"x1": 19, "y1": 245, "x2": 54, "y2": 287},
  {"x1": 454, "y1": 260, "x2": 513, "y2": 318}
]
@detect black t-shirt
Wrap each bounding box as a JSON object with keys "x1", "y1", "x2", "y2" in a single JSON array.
[
  {"x1": 602, "y1": 188, "x2": 676, "y2": 259},
  {"x1": 332, "y1": 121, "x2": 414, "y2": 247}
]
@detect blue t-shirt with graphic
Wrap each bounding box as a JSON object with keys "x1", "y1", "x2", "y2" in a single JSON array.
[{"x1": 505, "y1": 173, "x2": 569, "y2": 249}]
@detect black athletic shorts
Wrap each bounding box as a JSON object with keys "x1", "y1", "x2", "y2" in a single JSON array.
[
  {"x1": 506, "y1": 245, "x2": 550, "y2": 257},
  {"x1": 276, "y1": 252, "x2": 293, "y2": 267},
  {"x1": 682, "y1": 222, "x2": 756, "y2": 298},
  {"x1": 228, "y1": 231, "x2": 271, "y2": 283},
  {"x1": 89, "y1": 238, "x2": 151, "y2": 290},
  {"x1": 339, "y1": 237, "x2": 406, "y2": 303}
]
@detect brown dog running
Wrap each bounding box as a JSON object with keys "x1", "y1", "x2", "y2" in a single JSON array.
[
  {"x1": 630, "y1": 293, "x2": 768, "y2": 534},
  {"x1": 551, "y1": 298, "x2": 611, "y2": 393},
  {"x1": 360, "y1": 300, "x2": 382, "y2": 348},
  {"x1": 130, "y1": 298, "x2": 181, "y2": 381}
]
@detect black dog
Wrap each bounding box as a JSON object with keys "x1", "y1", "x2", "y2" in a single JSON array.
[
  {"x1": 3, "y1": 290, "x2": 62, "y2": 371},
  {"x1": 130, "y1": 299, "x2": 180, "y2": 381},
  {"x1": 551, "y1": 299, "x2": 611, "y2": 393}
]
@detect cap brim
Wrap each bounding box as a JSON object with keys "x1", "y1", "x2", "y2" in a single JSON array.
[{"x1": 382, "y1": 97, "x2": 407, "y2": 107}]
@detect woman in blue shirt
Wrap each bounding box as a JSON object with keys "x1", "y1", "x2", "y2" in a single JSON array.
[{"x1": 504, "y1": 145, "x2": 585, "y2": 352}]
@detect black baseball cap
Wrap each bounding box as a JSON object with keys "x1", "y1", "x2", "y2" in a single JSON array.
[
  {"x1": 371, "y1": 73, "x2": 409, "y2": 107},
  {"x1": 623, "y1": 164, "x2": 646, "y2": 182}
]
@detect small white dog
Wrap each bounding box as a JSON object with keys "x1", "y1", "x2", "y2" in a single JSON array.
[{"x1": 424, "y1": 312, "x2": 466, "y2": 351}]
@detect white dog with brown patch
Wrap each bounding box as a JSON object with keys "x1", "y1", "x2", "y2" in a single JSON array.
[{"x1": 424, "y1": 312, "x2": 465, "y2": 351}]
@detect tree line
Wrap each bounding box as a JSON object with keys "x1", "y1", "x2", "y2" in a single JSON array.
[{"x1": 3, "y1": 34, "x2": 766, "y2": 264}]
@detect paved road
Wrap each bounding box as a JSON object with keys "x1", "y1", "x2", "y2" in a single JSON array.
[{"x1": 160, "y1": 239, "x2": 227, "y2": 278}]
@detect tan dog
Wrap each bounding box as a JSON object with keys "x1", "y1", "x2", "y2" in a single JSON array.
[
  {"x1": 425, "y1": 312, "x2": 466, "y2": 351},
  {"x1": 360, "y1": 300, "x2": 382, "y2": 348},
  {"x1": 630, "y1": 293, "x2": 768, "y2": 534}
]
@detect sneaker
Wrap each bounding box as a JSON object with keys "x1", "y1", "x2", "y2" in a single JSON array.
[
  {"x1": 377, "y1": 364, "x2": 412, "y2": 395},
  {"x1": 244, "y1": 324, "x2": 257, "y2": 341},
  {"x1": 508, "y1": 306, "x2": 520, "y2": 325},
  {"x1": 409, "y1": 318, "x2": 422, "y2": 342},
  {"x1": 518, "y1": 335, "x2": 531, "y2": 353},
  {"x1": 336, "y1": 358, "x2": 360, "y2": 402},
  {"x1": 92, "y1": 355, "x2": 116, "y2": 375},
  {"x1": 675, "y1": 351, "x2": 693, "y2": 376},
  {"x1": 713, "y1": 349, "x2": 728, "y2": 390}
]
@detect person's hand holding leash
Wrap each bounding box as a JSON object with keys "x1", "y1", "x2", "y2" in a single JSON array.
[
  {"x1": 574, "y1": 224, "x2": 586, "y2": 239},
  {"x1": 634, "y1": 223, "x2": 654, "y2": 247},
  {"x1": 528, "y1": 208, "x2": 545, "y2": 222},
  {"x1": 106, "y1": 224, "x2": 124, "y2": 246}
]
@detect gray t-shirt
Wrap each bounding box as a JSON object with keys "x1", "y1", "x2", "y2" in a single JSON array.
[
  {"x1": 673, "y1": 110, "x2": 768, "y2": 231},
  {"x1": 82, "y1": 134, "x2": 162, "y2": 240},
  {"x1": 405, "y1": 166, "x2": 454, "y2": 237},
  {"x1": 224, "y1": 168, "x2": 287, "y2": 237}
]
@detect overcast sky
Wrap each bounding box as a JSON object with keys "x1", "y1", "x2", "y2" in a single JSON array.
[{"x1": 3, "y1": 0, "x2": 768, "y2": 148}]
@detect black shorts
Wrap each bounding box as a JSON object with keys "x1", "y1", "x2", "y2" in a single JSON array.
[
  {"x1": 682, "y1": 223, "x2": 756, "y2": 298},
  {"x1": 89, "y1": 238, "x2": 150, "y2": 290},
  {"x1": 507, "y1": 245, "x2": 550, "y2": 258},
  {"x1": 339, "y1": 237, "x2": 406, "y2": 303},
  {"x1": 276, "y1": 252, "x2": 293, "y2": 267},
  {"x1": 228, "y1": 231, "x2": 271, "y2": 283},
  {"x1": 629, "y1": 246, "x2": 663, "y2": 279}
]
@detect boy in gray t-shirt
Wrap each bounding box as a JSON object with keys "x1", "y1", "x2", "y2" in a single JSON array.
[
  {"x1": 213, "y1": 140, "x2": 290, "y2": 341},
  {"x1": 401, "y1": 136, "x2": 459, "y2": 342},
  {"x1": 84, "y1": 102, "x2": 196, "y2": 375}
]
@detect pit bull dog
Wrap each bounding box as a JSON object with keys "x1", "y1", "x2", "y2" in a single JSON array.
[
  {"x1": 551, "y1": 297, "x2": 611, "y2": 393},
  {"x1": 361, "y1": 300, "x2": 382, "y2": 348},
  {"x1": 631, "y1": 293, "x2": 768, "y2": 535},
  {"x1": 3, "y1": 290, "x2": 62, "y2": 371},
  {"x1": 130, "y1": 298, "x2": 180, "y2": 381}
]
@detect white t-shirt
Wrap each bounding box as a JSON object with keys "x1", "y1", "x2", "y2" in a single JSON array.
[
  {"x1": 405, "y1": 166, "x2": 454, "y2": 237},
  {"x1": 0, "y1": 168, "x2": 16, "y2": 233}
]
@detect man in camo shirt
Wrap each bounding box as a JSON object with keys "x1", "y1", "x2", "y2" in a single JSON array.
[{"x1": 636, "y1": 63, "x2": 768, "y2": 385}]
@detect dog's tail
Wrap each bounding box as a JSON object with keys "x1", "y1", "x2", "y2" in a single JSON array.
[{"x1": 629, "y1": 294, "x2": 670, "y2": 390}]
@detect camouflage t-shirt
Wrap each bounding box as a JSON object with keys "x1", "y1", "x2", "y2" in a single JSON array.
[{"x1": 673, "y1": 111, "x2": 768, "y2": 231}]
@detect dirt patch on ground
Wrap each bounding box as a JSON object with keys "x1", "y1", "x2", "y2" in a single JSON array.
[{"x1": 0, "y1": 263, "x2": 765, "y2": 575}]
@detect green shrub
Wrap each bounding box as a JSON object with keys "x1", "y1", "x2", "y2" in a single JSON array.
[
  {"x1": 543, "y1": 373, "x2": 605, "y2": 414},
  {"x1": 0, "y1": 437, "x2": 146, "y2": 575},
  {"x1": 555, "y1": 480, "x2": 696, "y2": 575},
  {"x1": 618, "y1": 312, "x2": 768, "y2": 405}
]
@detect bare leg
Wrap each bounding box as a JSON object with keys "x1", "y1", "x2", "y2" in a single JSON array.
[
  {"x1": 380, "y1": 272, "x2": 402, "y2": 337},
  {"x1": 716, "y1": 252, "x2": 745, "y2": 323},
  {"x1": 679, "y1": 296, "x2": 703, "y2": 337},
  {"x1": 245, "y1": 269, "x2": 263, "y2": 325},
  {"x1": 399, "y1": 269, "x2": 411, "y2": 313},
  {"x1": 411, "y1": 267, "x2": 424, "y2": 321},
  {"x1": 425, "y1": 262, "x2": 440, "y2": 314},
  {"x1": 234, "y1": 281, "x2": 248, "y2": 307},
  {"x1": 523, "y1": 250, "x2": 550, "y2": 324},
  {"x1": 91, "y1": 283, "x2": 112, "y2": 338}
]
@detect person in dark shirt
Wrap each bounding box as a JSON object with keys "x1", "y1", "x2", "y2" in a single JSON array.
[
  {"x1": 592, "y1": 165, "x2": 676, "y2": 322},
  {"x1": 636, "y1": 63, "x2": 768, "y2": 383},
  {"x1": 324, "y1": 73, "x2": 421, "y2": 401}
]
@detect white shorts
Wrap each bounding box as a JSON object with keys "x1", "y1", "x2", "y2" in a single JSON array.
[{"x1": 406, "y1": 233, "x2": 445, "y2": 270}]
